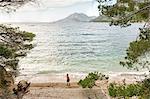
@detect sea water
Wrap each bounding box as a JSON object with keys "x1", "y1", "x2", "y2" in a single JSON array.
[{"x1": 11, "y1": 22, "x2": 143, "y2": 76}]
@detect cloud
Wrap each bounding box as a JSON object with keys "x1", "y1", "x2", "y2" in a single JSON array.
[
  {"x1": 19, "y1": 0, "x2": 93, "y2": 11},
  {"x1": 19, "y1": 0, "x2": 116, "y2": 12},
  {"x1": 0, "y1": 0, "x2": 116, "y2": 22},
  {"x1": 42, "y1": 0, "x2": 116, "y2": 7},
  {"x1": 39, "y1": 0, "x2": 92, "y2": 7}
]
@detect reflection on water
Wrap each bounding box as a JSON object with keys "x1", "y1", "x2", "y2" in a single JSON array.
[{"x1": 12, "y1": 22, "x2": 143, "y2": 75}]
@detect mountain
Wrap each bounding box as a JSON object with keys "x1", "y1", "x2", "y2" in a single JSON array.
[
  {"x1": 53, "y1": 13, "x2": 96, "y2": 23},
  {"x1": 91, "y1": 15, "x2": 112, "y2": 22}
]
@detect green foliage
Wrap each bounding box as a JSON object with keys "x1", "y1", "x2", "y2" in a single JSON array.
[
  {"x1": 24, "y1": 44, "x2": 34, "y2": 50},
  {"x1": 78, "y1": 72, "x2": 109, "y2": 88},
  {"x1": 140, "y1": 78, "x2": 150, "y2": 98},
  {"x1": 120, "y1": 28, "x2": 150, "y2": 68},
  {"x1": 0, "y1": 25, "x2": 35, "y2": 97},
  {"x1": 99, "y1": 0, "x2": 150, "y2": 27},
  {"x1": 78, "y1": 78, "x2": 95, "y2": 88},
  {"x1": 108, "y1": 83, "x2": 118, "y2": 97},
  {"x1": 5, "y1": 59, "x2": 19, "y2": 70},
  {"x1": 97, "y1": 0, "x2": 150, "y2": 69},
  {"x1": 96, "y1": 1, "x2": 150, "y2": 98},
  {"x1": 0, "y1": 25, "x2": 36, "y2": 70},
  {"x1": 108, "y1": 78, "x2": 150, "y2": 98},
  {"x1": 22, "y1": 32, "x2": 35, "y2": 41},
  {"x1": 0, "y1": 45, "x2": 13, "y2": 59},
  {"x1": 108, "y1": 82, "x2": 141, "y2": 98}
]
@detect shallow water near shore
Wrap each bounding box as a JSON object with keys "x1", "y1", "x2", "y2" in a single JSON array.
[{"x1": 10, "y1": 22, "x2": 144, "y2": 79}]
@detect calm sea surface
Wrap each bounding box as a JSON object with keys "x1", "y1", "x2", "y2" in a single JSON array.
[{"x1": 11, "y1": 22, "x2": 143, "y2": 76}]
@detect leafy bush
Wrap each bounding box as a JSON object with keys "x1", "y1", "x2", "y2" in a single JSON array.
[
  {"x1": 78, "y1": 78, "x2": 95, "y2": 88},
  {"x1": 108, "y1": 78, "x2": 150, "y2": 98},
  {"x1": 108, "y1": 83, "x2": 117, "y2": 97},
  {"x1": 108, "y1": 82, "x2": 142, "y2": 98},
  {"x1": 78, "y1": 72, "x2": 109, "y2": 88},
  {"x1": 140, "y1": 78, "x2": 150, "y2": 98}
]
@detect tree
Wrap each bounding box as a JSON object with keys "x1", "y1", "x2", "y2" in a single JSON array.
[
  {"x1": 96, "y1": 0, "x2": 150, "y2": 70},
  {"x1": 0, "y1": 24, "x2": 35, "y2": 99},
  {"x1": 0, "y1": 0, "x2": 36, "y2": 12},
  {"x1": 0, "y1": 1, "x2": 36, "y2": 98}
]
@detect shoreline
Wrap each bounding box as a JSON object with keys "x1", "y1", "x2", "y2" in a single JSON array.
[{"x1": 15, "y1": 71, "x2": 149, "y2": 84}]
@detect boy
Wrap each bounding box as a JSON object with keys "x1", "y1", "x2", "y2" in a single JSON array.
[{"x1": 66, "y1": 74, "x2": 70, "y2": 86}]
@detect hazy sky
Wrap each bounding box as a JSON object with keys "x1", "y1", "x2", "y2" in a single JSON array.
[{"x1": 0, "y1": 0, "x2": 116, "y2": 22}]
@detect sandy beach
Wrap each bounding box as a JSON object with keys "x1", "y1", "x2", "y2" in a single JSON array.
[
  {"x1": 14, "y1": 72, "x2": 148, "y2": 99},
  {"x1": 16, "y1": 74, "x2": 109, "y2": 99}
]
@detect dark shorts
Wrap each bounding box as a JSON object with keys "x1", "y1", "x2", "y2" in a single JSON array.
[{"x1": 67, "y1": 79, "x2": 70, "y2": 82}]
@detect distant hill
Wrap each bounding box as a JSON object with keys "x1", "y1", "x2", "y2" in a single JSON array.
[
  {"x1": 53, "y1": 13, "x2": 96, "y2": 23},
  {"x1": 90, "y1": 15, "x2": 112, "y2": 22}
]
